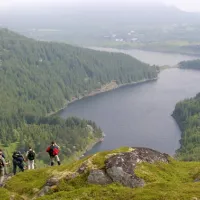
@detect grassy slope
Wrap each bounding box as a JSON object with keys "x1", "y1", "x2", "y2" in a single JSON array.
[{"x1": 3, "y1": 147, "x2": 200, "y2": 200}]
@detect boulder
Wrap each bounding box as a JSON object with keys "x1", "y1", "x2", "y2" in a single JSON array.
[
  {"x1": 46, "y1": 177, "x2": 60, "y2": 186},
  {"x1": 38, "y1": 186, "x2": 50, "y2": 197},
  {"x1": 77, "y1": 163, "x2": 88, "y2": 174},
  {"x1": 88, "y1": 169, "x2": 112, "y2": 185},
  {"x1": 105, "y1": 147, "x2": 169, "y2": 188},
  {"x1": 65, "y1": 172, "x2": 78, "y2": 181},
  {"x1": 106, "y1": 166, "x2": 145, "y2": 188},
  {"x1": 194, "y1": 178, "x2": 200, "y2": 182},
  {"x1": 37, "y1": 177, "x2": 60, "y2": 198}
]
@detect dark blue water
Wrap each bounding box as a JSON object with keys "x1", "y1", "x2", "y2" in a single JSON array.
[{"x1": 59, "y1": 68, "x2": 200, "y2": 155}]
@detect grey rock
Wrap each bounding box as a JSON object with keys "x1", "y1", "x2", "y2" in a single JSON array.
[
  {"x1": 46, "y1": 177, "x2": 59, "y2": 186},
  {"x1": 77, "y1": 163, "x2": 88, "y2": 174},
  {"x1": 194, "y1": 178, "x2": 200, "y2": 182},
  {"x1": 36, "y1": 177, "x2": 59, "y2": 198},
  {"x1": 105, "y1": 147, "x2": 169, "y2": 188},
  {"x1": 65, "y1": 172, "x2": 78, "y2": 181},
  {"x1": 106, "y1": 166, "x2": 145, "y2": 188},
  {"x1": 38, "y1": 186, "x2": 50, "y2": 197},
  {"x1": 88, "y1": 169, "x2": 112, "y2": 185}
]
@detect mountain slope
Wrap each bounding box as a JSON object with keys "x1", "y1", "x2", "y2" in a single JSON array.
[
  {"x1": 2, "y1": 147, "x2": 200, "y2": 200},
  {"x1": 0, "y1": 28, "x2": 157, "y2": 164},
  {"x1": 0, "y1": 28, "x2": 157, "y2": 118}
]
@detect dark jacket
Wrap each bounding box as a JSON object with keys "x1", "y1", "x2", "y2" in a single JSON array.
[{"x1": 12, "y1": 152, "x2": 24, "y2": 163}]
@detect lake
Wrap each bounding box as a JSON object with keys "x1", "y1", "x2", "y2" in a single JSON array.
[{"x1": 59, "y1": 50, "x2": 200, "y2": 155}]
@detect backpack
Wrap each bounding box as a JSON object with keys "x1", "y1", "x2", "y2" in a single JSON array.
[
  {"x1": 12, "y1": 151, "x2": 19, "y2": 159},
  {"x1": 0, "y1": 152, "x2": 5, "y2": 159},
  {"x1": 27, "y1": 150, "x2": 35, "y2": 161},
  {"x1": 0, "y1": 158, "x2": 4, "y2": 168},
  {"x1": 49, "y1": 145, "x2": 59, "y2": 157},
  {"x1": 13, "y1": 151, "x2": 24, "y2": 163}
]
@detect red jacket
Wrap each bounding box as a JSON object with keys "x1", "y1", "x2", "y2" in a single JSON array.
[{"x1": 46, "y1": 145, "x2": 59, "y2": 156}]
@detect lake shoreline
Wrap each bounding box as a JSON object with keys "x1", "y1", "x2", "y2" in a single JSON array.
[
  {"x1": 47, "y1": 78, "x2": 158, "y2": 158},
  {"x1": 68, "y1": 78, "x2": 158, "y2": 104},
  {"x1": 67, "y1": 78, "x2": 158, "y2": 157},
  {"x1": 130, "y1": 48, "x2": 200, "y2": 58},
  {"x1": 48, "y1": 77, "x2": 158, "y2": 117},
  {"x1": 97, "y1": 46, "x2": 200, "y2": 58},
  {"x1": 79, "y1": 137, "x2": 104, "y2": 159}
]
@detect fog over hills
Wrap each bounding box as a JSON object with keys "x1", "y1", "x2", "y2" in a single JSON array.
[
  {"x1": 1, "y1": 0, "x2": 200, "y2": 44},
  {"x1": 1, "y1": 1, "x2": 200, "y2": 27}
]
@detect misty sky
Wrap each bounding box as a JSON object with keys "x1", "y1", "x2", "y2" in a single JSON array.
[{"x1": 1, "y1": 0, "x2": 200, "y2": 12}]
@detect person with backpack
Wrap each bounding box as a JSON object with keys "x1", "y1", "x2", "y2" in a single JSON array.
[
  {"x1": 0, "y1": 149, "x2": 7, "y2": 174},
  {"x1": 0, "y1": 149, "x2": 5, "y2": 159},
  {"x1": 46, "y1": 141, "x2": 61, "y2": 166},
  {"x1": 26, "y1": 147, "x2": 35, "y2": 170},
  {"x1": 12, "y1": 151, "x2": 24, "y2": 175},
  {"x1": 0, "y1": 152, "x2": 8, "y2": 186}
]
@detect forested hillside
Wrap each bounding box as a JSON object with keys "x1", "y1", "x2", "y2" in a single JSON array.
[
  {"x1": 16, "y1": 116, "x2": 102, "y2": 164},
  {"x1": 179, "y1": 59, "x2": 200, "y2": 69},
  {"x1": 173, "y1": 93, "x2": 200, "y2": 161},
  {"x1": 0, "y1": 28, "x2": 157, "y2": 117},
  {"x1": 0, "y1": 28, "x2": 157, "y2": 164}
]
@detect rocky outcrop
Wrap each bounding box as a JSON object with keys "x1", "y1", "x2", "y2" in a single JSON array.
[
  {"x1": 46, "y1": 177, "x2": 60, "y2": 187},
  {"x1": 194, "y1": 178, "x2": 200, "y2": 182},
  {"x1": 37, "y1": 177, "x2": 60, "y2": 197},
  {"x1": 37, "y1": 186, "x2": 51, "y2": 197},
  {"x1": 88, "y1": 147, "x2": 169, "y2": 188},
  {"x1": 37, "y1": 147, "x2": 170, "y2": 197},
  {"x1": 88, "y1": 169, "x2": 112, "y2": 185},
  {"x1": 106, "y1": 166, "x2": 145, "y2": 188},
  {"x1": 77, "y1": 162, "x2": 88, "y2": 174},
  {"x1": 65, "y1": 172, "x2": 78, "y2": 181}
]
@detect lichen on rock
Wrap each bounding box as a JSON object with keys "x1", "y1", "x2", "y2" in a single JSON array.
[
  {"x1": 103, "y1": 147, "x2": 169, "y2": 188},
  {"x1": 3, "y1": 146, "x2": 200, "y2": 200},
  {"x1": 63, "y1": 147, "x2": 169, "y2": 188},
  {"x1": 88, "y1": 169, "x2": 112, "y2": 185}
]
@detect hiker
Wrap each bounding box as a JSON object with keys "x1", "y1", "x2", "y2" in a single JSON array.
[
  {"x1": 12, "y1": 151, "x2": 24, "y2": 175},
  {"x1": 0, "y1": 152, "x2": 8, "y2": 187},
  {"x1": 46, "y1": 141, "x2": 61, "y2": 166},
  {"x1": 0, "y1": 149, "x2": 7, "y2": 174},
  {"x1": 0, "y1": 149, "x2": 5, "y2": 159},
  {"x1": 25, "y1": 147, "x2": 35, "y2": 170}
]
